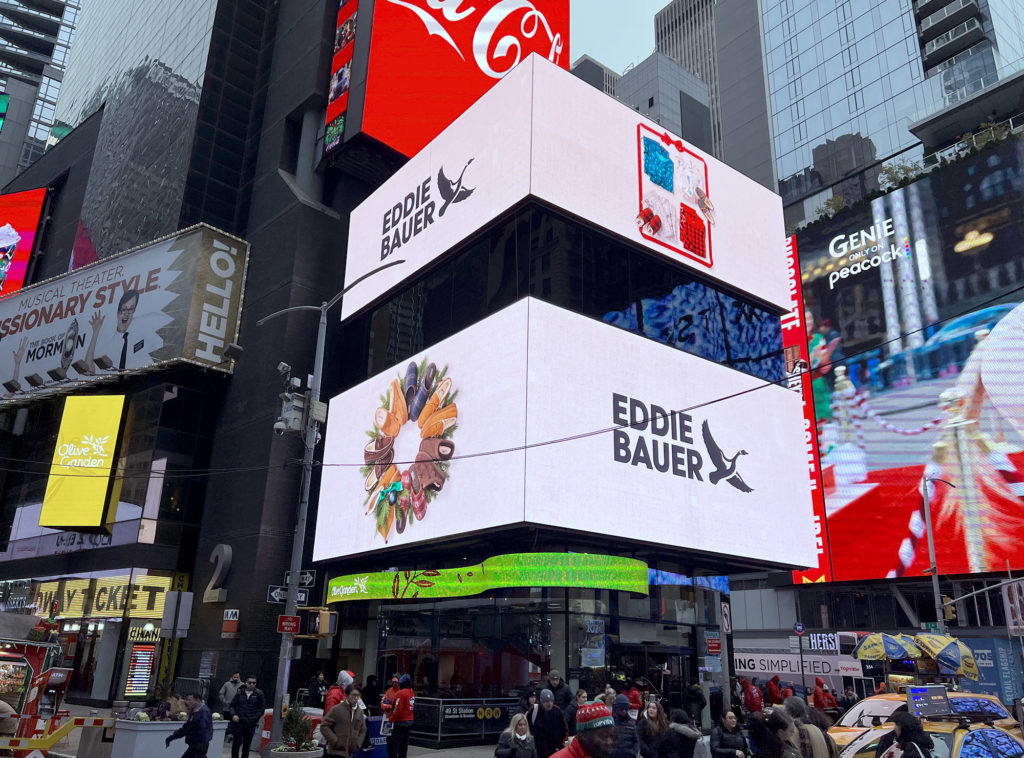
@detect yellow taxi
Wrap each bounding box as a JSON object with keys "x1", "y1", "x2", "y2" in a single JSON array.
[
  {"x1": 829, "y1": 693, "x2": 1021, "y2": 749},
  {"x1": 838, "y1": 720, "x2": 1023, "y2": 758}
]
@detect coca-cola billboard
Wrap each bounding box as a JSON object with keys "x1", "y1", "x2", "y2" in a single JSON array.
[{"x1": 352, "y1": 0, "x2": 569, "y2": 158}]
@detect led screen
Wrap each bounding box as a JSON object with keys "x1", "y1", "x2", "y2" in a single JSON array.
[
  {"x1": 325, "y1": 0, "x2": 358, "y2": 152},
  {"x1": 341, "y1": 59, "x2": 792, "y2": 322},
  {"x1": 315, "y1": 298, "x2": 815, "y2": 567},
  {"x1": 358, "y1": 0, "x2": 569, "y2": 157},
  {"x1": 0, "y1": 187, "x2": 45, "y2": 299},
  {"x1": 794, "y1": 138, "x2": 1024, "y2": 581}
]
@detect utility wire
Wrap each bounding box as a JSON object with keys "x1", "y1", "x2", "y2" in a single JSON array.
[{"x1": 6, "y1": 280, "x2": 1024, "y2": 478}]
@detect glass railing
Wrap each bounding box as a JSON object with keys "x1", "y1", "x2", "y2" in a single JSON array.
[
  {"x1": 920, "y1": 0, "x2": 978, "y2": 35},
  {"x1": 924, "y1": 17, "x2": 981, "y2": 58},
  {"x1": 912, "y1": 53, "x2": 1024, "y2": 123},
  {"x1": 927, "y1": 39, "x2": 991, "y2": 76}
]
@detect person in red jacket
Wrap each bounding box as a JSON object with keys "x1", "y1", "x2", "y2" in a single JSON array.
[
  {"x1": 812, "y1": 677, "x2": 827, "y2": 712},
  {"x1": 822, "y1": 686, "x2": 839, "y2": 710},
  {"x1": 325, "y1": 670, "x2": 356, "y2": 713},
  {"x1": 780, "y1": 683, "x2": 795, "y2": 700},
  {"x1": 385, "y1": 674, "x2": 414, "y2": 758},
  {"x1": 741, "y1": 679, "x2": 763, "y2": 714},
  {"x1": 380, "y1": 675, "x2": 400, "y2": 715},
  {"x1": 766, "y1": 676, "x2": 783, "y2": 705},
  {"x1": 550, "y1": 700, "x2": 615, "y2": 758}
]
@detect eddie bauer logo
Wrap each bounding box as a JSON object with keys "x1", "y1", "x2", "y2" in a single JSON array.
[
  {"x1": 380, "y1": 158, "x2": 475, "y2": 260},
  {"x1": 386, "y1": 0, "x2": 564, "y2": 78},
  {"x1": 611, "y1": 393, "x2": 754, "y2": 493},
  {"x1": 56, "y1": 434, "x2": 111, "y2": 468}
]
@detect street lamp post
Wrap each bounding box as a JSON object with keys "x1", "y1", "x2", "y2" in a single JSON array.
[
  {"x1": 257, "y1": 259, "x2": 404, "y2": 747},
  {"x1": 922, "y1": 476, "x2": 955, "y2": 635}
]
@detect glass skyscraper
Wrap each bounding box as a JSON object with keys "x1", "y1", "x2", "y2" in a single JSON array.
[{"x1": 760, "y1": 0, "x2": 1024, "y2": 227}]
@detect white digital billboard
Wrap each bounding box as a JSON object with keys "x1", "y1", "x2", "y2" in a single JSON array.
[
  {"x1": 340, "y1": 57, "x2": 791, "y2": 321},
  {"x1": 314, "y1": 299, "x2": 816, "y2": 567}
]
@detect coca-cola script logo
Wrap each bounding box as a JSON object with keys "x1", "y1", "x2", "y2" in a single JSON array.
[
  {"x1": 387, "y1": 0, "x2": 564, "y2": 78},
  {"x1": 362, "y1": 0, "x2": 569, "y2": 157}
]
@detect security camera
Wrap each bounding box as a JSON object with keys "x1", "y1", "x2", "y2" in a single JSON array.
[
  {"x1": 276, "y1": 362, "x2": 291, "y2": 376},
  {"x1": 273, "y1": 419, "x2": 288, "y2": 435}
]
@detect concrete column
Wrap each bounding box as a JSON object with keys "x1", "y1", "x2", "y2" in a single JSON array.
[{"x1": 296, "y1": 108, "x2": 324, "y2": 200}]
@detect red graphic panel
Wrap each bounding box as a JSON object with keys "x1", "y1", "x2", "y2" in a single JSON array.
[
  {"x1": 326, "y1": 1, "x2": 358, "y2": 126},
  {"x1": 361, "y1": 0, "x2": 569, "y2": 157},
  {"x1": 636, "y1": 123, "x2": 713, "y2": 268},
  {"x1": 782, "y1": 235, "x2": 832, "y2": 584},
  {"x1": 0, "y1": 187, "x2": 46, "y2": 298}
]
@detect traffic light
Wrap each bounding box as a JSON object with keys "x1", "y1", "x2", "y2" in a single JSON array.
[
  {"x1": 941, "y1": 595, "x2": 956, "y2": 621},
  {"x1": 307, "y1": 608, "x2": 338, "y2": 638}
]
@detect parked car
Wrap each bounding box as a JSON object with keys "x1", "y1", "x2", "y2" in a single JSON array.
[{"x1": 839, "y1": 720, "x2": 1023, "y2": 758}]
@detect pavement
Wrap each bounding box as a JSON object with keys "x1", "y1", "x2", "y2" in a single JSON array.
[{"x1": 45, "y1": 702, "x2": 498, "y2": 757}]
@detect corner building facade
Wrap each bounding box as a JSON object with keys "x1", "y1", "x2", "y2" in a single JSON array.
[{"x1": 313, "y1": 58, "x2": 816, "y2": 738}]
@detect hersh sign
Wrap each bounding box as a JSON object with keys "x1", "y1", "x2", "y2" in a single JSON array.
[{"x1": 0, "y1": 225, "x2": 248, "y2": 405}]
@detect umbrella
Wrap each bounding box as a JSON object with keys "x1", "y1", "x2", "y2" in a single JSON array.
[
  {"x1": 913, "y1": 633, "x2": 980, "y2": 680},
  {"x1": 851, "y1": 633, "x2": 922, "y2": 660}
]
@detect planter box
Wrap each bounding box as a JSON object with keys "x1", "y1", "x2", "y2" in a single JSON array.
[{"x1": 110, "y1": 717, "x2": 228, "y2": 758}]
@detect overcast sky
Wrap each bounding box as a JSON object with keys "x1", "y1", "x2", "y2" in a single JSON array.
[{"x1": 569, "y1": 0, "x2": 671, "y2": 75}]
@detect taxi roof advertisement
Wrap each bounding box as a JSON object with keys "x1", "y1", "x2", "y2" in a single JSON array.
[
  {"x1": 314, "y1": 297, "x2": 815, "y2": 567},
  {"x1": 341, "y1": 57, "x2": 790, "y2": 322},
  {"x1": 793, "y1": 137, "x2": 1024, "y2": 581},
  {"x1": 0, "y1": 225, "x2": 249, "y2": 405}
]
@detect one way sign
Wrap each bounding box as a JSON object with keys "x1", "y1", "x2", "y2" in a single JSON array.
[
  {"x1": 267, "y1": 585, "x2": 309, "y2": 605},
  {"x1": 284, "y1": 570, "x2": 316, "y2": 588}
]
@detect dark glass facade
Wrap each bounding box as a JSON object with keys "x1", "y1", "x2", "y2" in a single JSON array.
[{"x1": 332, "y1": 203, "x2": 785, "y2": 396}]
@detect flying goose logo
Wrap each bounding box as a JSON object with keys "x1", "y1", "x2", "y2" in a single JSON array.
[
  {"x1": 701, "y1": 420, "x2": 753, "y2": 493},
  {"x1": 437, "y1": 158, "x2": 474, "y2": 217}
]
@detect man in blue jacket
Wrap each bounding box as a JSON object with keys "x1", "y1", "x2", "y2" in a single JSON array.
[{"x1": 165, "y1": 692, "x2": 214, "y2": 757}]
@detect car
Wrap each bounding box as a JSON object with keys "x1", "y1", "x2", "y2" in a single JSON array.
[
  {"x1": 829, "y1": 692, "x2": 1021, "y2": 749},
  {"x1": 839, "y1": 720, "x2": 1024, "y2": 758}
]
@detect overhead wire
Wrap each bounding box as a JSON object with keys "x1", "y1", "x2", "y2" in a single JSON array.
[{"x1": 3, "y1": 279, "x2": 1023, "y2": 478}]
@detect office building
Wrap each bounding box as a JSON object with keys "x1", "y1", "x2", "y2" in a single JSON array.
[
  {"x1": 614, "y1": 51, "x2": 713, "y2": 154},
  {"x1": 654, "y1": 0, "x2": 722, "y2": 156},
  {"x1": 570, "y1": 54, "x2": 620, "y2": 96},
  {"x1": 0, "y1": 0, "x2": 81, "y2": 185},
  {"x1": 759, "y1": 0, "x2": 1024, "y2": 227}
]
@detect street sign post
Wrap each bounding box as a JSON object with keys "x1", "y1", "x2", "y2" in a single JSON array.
[
  {"x1": 793, "y1": 622, "x2": 807, "y2": 694},
  {"x1": 267, "y1": 585, "x2": 309, "y2": 605},
  {"x1": 277, "y1": 615, "x2": 300, "y2": 634},
  {"x1": 284, "y1": 570, "x2": 317, "y2": 588}
]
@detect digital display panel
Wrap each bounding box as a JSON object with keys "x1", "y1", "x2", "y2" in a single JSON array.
[
  {"x1": 357, "y1": 0, "x2": 569, "y2": 157},
  {"x1": 0, "y1": 187, "x2": 45, "y2": 299},
  {"x1": 327, "y1": 553, "x2": 648, "y2": 603},
  {"x1": 40, "y1": 395, "x2": 125, "y2": 530},
  {"x1": 793, "y1": 137, "x2": 1024, "y2": 581},
  {"x1": 342, "y1": 59, "x2": 792, "y2": 322},
  {"x1": 315, "y1": 298, "x2": 815, "y2": 566},
  {"x1": 907, "y1": 685, "x2": 950, "y2": 717},
  {"x1": 325, "y1": 0, "x2": 357, "y2": 153},
  {"x1": 124, "y1": 644, "x2": 155, "y2": 697}
]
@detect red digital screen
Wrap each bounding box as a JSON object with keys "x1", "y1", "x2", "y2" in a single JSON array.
[
  {"x1": 359, "y1": 0, "x2": 570, "y2": 157},
  {"x1": 0, "y1": 187, "x2": 45, "y2": 299},
  {"x1": 793, "y1": 138, "x2": 1024, "y2": 582},
  {"x1": 325, "y1": 0, "x2": 358, "y2": 148}
]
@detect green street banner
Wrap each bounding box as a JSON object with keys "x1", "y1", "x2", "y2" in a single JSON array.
[{"x1": 327, "y1": 552, "x2": 648, "y2": 603}]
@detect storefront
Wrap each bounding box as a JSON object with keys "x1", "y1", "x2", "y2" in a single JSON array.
[{"x1": 33, "y1": 571, "x2": 177, "y2": 703}]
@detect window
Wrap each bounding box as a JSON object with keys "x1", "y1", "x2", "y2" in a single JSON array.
[
  {"x1": 847, "y1": 91, "x2": 863, "y2": 111},
  {"x1": 648, "y1": 96, "x2": 655, "y2": 107}
]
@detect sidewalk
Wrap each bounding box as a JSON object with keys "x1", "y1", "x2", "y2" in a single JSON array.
[{"x1": 46, "y1": 702, "x2": 498, "y2": 758}]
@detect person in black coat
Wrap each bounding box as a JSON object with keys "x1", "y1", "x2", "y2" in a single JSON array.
[
  {"x1": 229, "y1": 675, "x2": 267, "y2": 758},
  {"x1": 875, "y1": 713, "x2": 933, "y2": 758},
  {"x1": 564, "y1": 688, "x2": 588, "y2": 736},
  {"x1": 533, "y1": 689, "x2": 568, "y2": 758},
  {"x1": 711, "y1": 711, "x2": 749, "y2": 758},
  {"x1": 545, "y1": 670, "x2": 574, "y2": 711},
  {"x1": 611, "y1": 694, "x2": 641, "y2": 758},
  {"x1": 306, "y1": 671, "x2": 328, "y2": 708},
  {"x1": 165, "y1": 693, "x2": 214, "y2": 757},
  {"x1": 683, "y1": 681, "x2": 707, "y2": 725},
  {"x1": 362, "y1": 676, "x2": 381, "y2": 715},
  {"x1": 659, "y1": 709, "x2": 702, "y2": 758}
]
